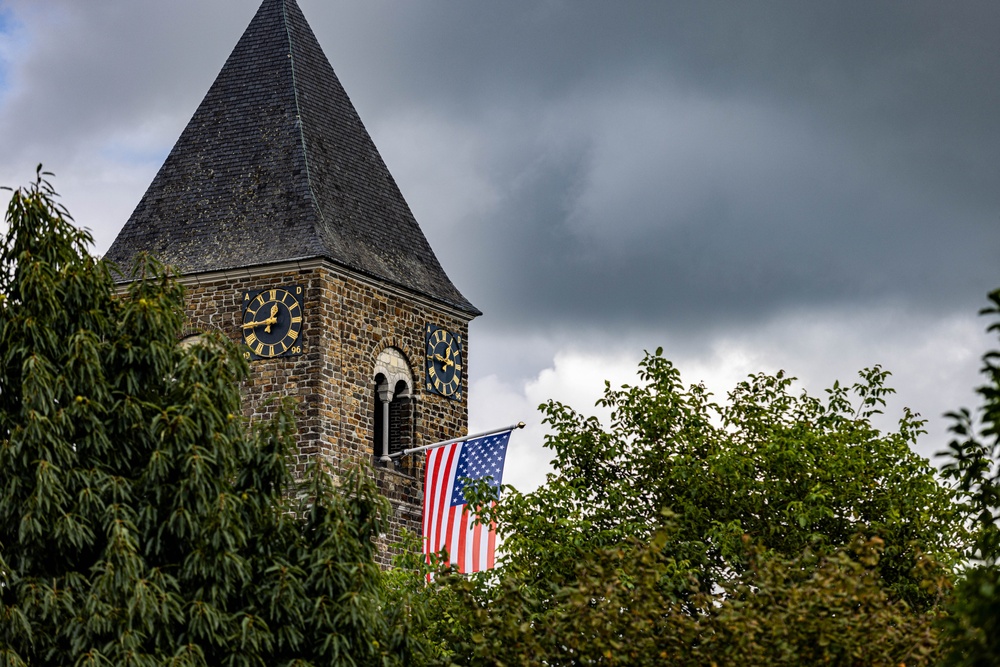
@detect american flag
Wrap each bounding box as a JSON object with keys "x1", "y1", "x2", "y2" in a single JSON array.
[{"x1": 423, "y1": 430, "x2": 512, "y2": 573}]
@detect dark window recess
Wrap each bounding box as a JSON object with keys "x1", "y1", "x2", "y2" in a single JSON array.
[{"x1": 373, "y1": 376, "x2": 413, "y2": 467}]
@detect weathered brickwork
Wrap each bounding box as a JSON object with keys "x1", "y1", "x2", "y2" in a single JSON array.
[{"x1": 179, "y1": 259, "x2": 471, "y2": 565}]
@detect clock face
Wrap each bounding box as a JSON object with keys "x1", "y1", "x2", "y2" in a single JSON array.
[
  {"x1": 241, "y1": 286, "x2": 304, "y2": 360},
  {"x1": 425, "y1": 324, "x2": 463, "y2": 398}
]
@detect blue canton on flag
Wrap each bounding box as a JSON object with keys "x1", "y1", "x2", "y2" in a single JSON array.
[{"x1": 451, "y1": 433, "x2": 510, "y2": 506}]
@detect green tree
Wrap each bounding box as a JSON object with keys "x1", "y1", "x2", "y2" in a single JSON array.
[
  {"x1": 490, "y1": 349, "x2": 964, "y2": 605},
  {"x1": 939, "y1": 288, "x2": 1000, "y2": 666},
  {"x1": 429, "y1": 345, "x2": 964, "y2": 664},
  {"x1": 437, "y1": 531, "x2": 944, "y2": 666},
  {"x1": 0, "y1": 171, "x2": 429, "y2": 666}
]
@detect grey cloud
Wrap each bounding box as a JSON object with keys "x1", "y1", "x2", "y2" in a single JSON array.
[
  {"x1": 292, "y1": 2, "x2": 1000, "y2": 336},
  {"x1": 0, "y1": 1, "x2": 253, "y2": 165}
]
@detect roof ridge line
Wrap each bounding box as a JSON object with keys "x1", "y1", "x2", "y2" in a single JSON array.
[{"x1": 282, "y1": 0, "x2": 325, "y2": 230}]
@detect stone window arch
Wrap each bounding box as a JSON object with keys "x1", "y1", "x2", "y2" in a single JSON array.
[
  {"x1": 372, "y1": 347, "x2": 414, "y2": 467},
  {"x1": 178, "y1": 333, "x2": 207, "y2": 349},
  {"x1": 178, "y1": 331, "x2": 226, "y2": 351}
]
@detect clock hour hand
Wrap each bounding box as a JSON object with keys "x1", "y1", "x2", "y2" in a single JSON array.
[
  {"x1": 242, "y1": 315, "x2": 278, "y2": 330},
  {"x1": 428, "y1": 352, "x2": 455, "y2": 368}
]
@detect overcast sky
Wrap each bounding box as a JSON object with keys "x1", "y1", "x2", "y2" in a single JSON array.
[{"x1": 1, "y1": 0, "x2": 997, "y2": 491}]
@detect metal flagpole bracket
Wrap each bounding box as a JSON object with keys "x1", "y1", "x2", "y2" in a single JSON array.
[{"x1": 388, "y1": 421, "x2": 525, "y2": 460}]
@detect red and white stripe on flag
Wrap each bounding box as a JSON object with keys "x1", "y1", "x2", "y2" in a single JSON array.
[{"x1": 422, "y1": 430, "x2": 511, "y2": 574}]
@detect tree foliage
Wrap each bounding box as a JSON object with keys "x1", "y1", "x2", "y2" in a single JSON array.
[
  {"x1": 428, "y1": 343, "x2": 965, "y2": 664},
  {"x1": 939, "y1": 288, "x2": 1000, "y2": 666},
  {"x1": 0, "y1": 171, "x2": 428, "y2": 666},
  {"x1": 436, "y1": 532, "x2": 944, "y2": 666},
  {"x1": 487, "y1": 348, "x2": 965, "y2": 605}
]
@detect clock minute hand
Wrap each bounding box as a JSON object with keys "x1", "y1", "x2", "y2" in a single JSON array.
[{"x1": 265, "y1": 304, "x2": 279, "y2": 334}]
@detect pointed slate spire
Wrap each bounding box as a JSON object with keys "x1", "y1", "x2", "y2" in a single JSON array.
[{"x1": 106, "y1": 0, "x2": 479, "y2": 316}]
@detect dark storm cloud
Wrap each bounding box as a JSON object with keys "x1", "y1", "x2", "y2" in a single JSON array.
[
  {"x1": 296, "y1": 1, "x2": 1000, "y2": 332},
  {"x1": 457, "y1": 91, "x2": 996, "y2": 331}
]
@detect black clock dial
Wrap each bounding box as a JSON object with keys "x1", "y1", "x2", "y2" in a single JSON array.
[
  {"x1": 241, "y1": 286, "x2": 304, "y2": 360},
  {"x1": 425, "y1": 324, "x2": 463, "y2": 398}
]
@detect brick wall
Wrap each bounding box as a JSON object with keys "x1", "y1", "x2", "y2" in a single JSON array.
[{"x1": 179, "y1": 259, "x2": 472, "y2": 565}]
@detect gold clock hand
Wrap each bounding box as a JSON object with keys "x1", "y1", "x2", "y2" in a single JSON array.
[
  {"x1": 242, "y1": 315, "x2": 278, "y2": 329},
  {"x1": 265, "y1": 304, "x2": 279, "y2": 333},
  {"x1": 428, "y1": 353, "x2": 455, "y2": 368}
]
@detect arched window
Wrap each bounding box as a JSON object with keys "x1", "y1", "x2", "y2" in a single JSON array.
[{"x1": 372, "y1": 348, "x2": 414, "y2": 468}]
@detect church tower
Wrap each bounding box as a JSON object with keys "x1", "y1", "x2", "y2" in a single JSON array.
[{"x1": 105, "y1": 0, "x2": 480, "y2": 561}]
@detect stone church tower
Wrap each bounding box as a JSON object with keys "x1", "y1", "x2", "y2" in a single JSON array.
[{"x1": 105, "y1": 0, "x2": 480, "y2": 560}]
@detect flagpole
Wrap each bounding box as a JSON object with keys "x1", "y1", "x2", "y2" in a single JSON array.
[{"x1": 387, "y1": 421, "x2": 525, "y2": 460}]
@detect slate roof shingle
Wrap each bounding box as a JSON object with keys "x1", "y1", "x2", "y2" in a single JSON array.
[{"x1": 105, "y1": 0, "x2": 480, "y2": 316}]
